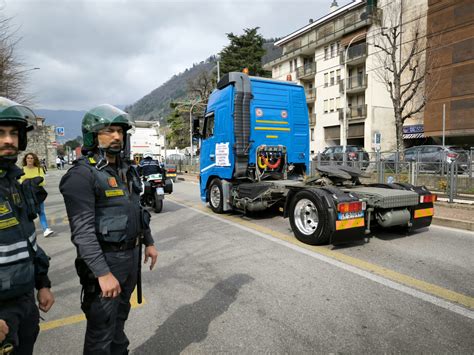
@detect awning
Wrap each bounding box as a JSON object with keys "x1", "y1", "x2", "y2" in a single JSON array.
[
  {"x1": 340, "y1": 28, "x2": 367, "y2": 47},
  {"x1": 403, "y1": 133, "x2": 425, "y2": 139}
]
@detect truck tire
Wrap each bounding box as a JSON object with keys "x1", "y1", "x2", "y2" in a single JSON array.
[
  {"x1": 289, "y1": 190, "x2": 331, "y2": 245},
  {"x1": 209, "y1": 178, "x2": 224, "y2": 213}
]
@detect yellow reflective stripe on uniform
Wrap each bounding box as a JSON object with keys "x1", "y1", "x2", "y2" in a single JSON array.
[
  {"x1": 0, "y1": 217, "x2": 20, "y2": 229},
  {"x1": 414, "y1": 208, "x2": 434, "y2": 219},
  {"x1": 335, "y1": 217, "x2": 365, "y2": 230},
  {"x1": 105, "y1": 189, "x2": 125, "y2": 197},
  {"x1": 88, "y1": 157, "x2": 96, "y2": 164}
]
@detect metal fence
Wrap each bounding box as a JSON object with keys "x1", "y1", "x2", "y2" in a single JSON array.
[
  {"x1": 165, "y1": 149, "x2": 474, "y2": 202},
  {"x1": 165, "y1": 156, "x2": 200, "y2": 174},
  {"x1": 311, "y1": 149, "x2": 474, "y2": 202}
]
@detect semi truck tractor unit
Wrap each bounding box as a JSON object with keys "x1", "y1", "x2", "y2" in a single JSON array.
[{"x1": 194, "y1": 73, "x2": 435, "y2": 245}]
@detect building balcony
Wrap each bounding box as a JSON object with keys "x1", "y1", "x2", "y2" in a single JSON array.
[
  {"x1": 262, "y1": 5, "x2": 371, "y2": 70},
  {"x1": 340, "y1": 42, "x2": 367, "y2": 66},
  {"x1": 338, "y1": 104, "x2": 367, "y2": 120},
  {"x1": 309, "y1": 113, "x2": 316, "y2": 125},
  {"x1": 296, "y1": 63, "x2": 316, "y2": 81},
  {"x1": 339, "y1": 74, "x2": 368, "y2": 94},
  {"x1": 305, "y1": 88, "x2": 316, "y2": 102}
]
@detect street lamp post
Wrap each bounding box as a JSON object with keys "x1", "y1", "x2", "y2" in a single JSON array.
[{"x1": 342, "y1": 34, "x2": 365, "y2": 164}]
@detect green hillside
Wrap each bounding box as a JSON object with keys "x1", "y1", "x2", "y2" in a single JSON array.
[{"x1": 126, "y1": 40, "x2": 281, "y2": 124}]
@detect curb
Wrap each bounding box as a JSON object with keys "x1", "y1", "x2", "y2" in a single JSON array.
[{"x1": 432, "y1": 217, "x2": 474, "y2": 232}]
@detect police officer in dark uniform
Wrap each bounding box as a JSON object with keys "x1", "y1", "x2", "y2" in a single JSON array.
[
  {"x1": 0, "y1": 97, "x2": 54, "y2": 354},
  {"x1": 59, "y1": 104, "x2": 158, "y2": 354},
  {"x1": 138, "y1": 151, "x2": 164, "y2": 177}
]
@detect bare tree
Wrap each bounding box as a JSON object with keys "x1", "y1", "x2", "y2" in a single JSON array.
[
  {"x1": 371, "y1": 2, "x2": 437, "y2": 153},
  {"x1": 0, "y1": 15, "x2": 30, "y2": 102}
]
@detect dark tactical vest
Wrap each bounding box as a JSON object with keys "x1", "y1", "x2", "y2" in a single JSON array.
[
  {"x1": 0, "y1": 166, "x2": 38, "y2": 301},
  {"x1": 77, "y1": 156, "x2": 143, "y2": 244}
]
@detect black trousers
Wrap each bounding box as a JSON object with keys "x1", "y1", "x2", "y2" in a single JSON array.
[
  {"x1": 0, "y1": 291, "x2": 39, "y2": 355},
  {"x1": 81, "y1": 248, "x2": 139, "y2": 355}
]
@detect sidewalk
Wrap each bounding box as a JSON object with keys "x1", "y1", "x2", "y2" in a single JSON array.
[{"x1": 177, "y1": 173, "x2": 474, "y2": 232}]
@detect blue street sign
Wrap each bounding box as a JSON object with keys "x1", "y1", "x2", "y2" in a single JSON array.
[{"x1": 56, "y1": 127, "x2": 65, "y2": 136}]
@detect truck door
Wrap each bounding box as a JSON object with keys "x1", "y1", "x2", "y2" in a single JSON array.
[{"x1": 200, "y1": 111, "x2": 216, "y2": 199}]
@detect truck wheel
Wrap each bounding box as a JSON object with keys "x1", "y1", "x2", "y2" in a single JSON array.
[
  {"x1": 154, "y1": 198, "x2": 163, "y2": 213},
  {"x1": 289, "y1": 190, "x2": 331, "y2": 245},
  {"x1": 209, "y1": 179, "x2": 224, "y2": 213}
]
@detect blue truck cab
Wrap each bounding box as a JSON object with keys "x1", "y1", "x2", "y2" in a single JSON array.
[{"x1": 198, "y1": 72, "x2": 309, "y2": 212}]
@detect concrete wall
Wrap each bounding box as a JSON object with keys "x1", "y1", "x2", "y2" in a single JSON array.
[{"x1": 18, "y1": 123, "x2": 57, "y2": 168}]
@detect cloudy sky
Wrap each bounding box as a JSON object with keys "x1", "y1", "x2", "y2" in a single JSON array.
[{"x1": 3, "y1": 0, "x2": 349, "y2": 110}]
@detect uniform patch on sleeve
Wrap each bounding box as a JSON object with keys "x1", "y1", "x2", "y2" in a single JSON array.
[{"x1": 108, "y1": 177, "x2": 118, "y2": 187}]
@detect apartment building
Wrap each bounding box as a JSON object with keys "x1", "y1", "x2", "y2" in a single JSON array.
[
  {"x1": 423, "y1": 0, "x2": 474, "y2": 146},
  {"x1": 264, "y1": 0, "x2": 429, "y2": 155}
]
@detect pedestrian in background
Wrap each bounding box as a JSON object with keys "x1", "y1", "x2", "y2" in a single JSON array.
[
  {"x1": 56, "y1": 156, "x2": 61, "y2": 170},
  {"x1": 21, "y1": 152, "x2": 54, "y2": 237},
  {"x1": 40, "y1": 158, "x2": 47, "y2": 174}
]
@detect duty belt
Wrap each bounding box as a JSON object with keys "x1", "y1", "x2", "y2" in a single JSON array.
[{"x1": 100, "y1": 238, "x2": 139, "y2": 252}]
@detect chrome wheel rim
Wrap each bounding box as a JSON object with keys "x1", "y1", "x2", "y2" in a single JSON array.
[
  {"x1": 294, "y1": 198, "x2": 319, "y2": 235},
  {"x1": 210, "y1": 184, "x2": 221, "y2": 208}
]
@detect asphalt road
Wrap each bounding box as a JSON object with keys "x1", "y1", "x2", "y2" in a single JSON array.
[{"x1": 34, "y1": 169, "x2": 474, "y2": 354}]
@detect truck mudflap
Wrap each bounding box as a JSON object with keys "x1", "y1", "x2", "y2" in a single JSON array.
[
  {"x1": 287, "y1": 186, "x2": 366, "y2": 246},
  {"x1": 321, "y1": 187, "x2": 366, "y2": 246}
]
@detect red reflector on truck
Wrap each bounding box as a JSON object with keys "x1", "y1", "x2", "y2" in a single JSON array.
[
  {"x1": 337, "y1": 201, "x2": 364, "y2": 213},
  {"x1": 420, "y1": 194, "x2": 437, "y2": 204}
]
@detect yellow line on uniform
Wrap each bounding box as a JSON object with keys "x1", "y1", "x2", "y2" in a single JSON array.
[
  {"x1": 40, "y1": 288, "x2": 146, "y2": 332},
  {"x1": 169, "y1": 196, "x2": 474, "y2": 310}
]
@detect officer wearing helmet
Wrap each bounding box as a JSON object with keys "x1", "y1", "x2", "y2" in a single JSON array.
[
  {"x1": 138, "y1": 151, "x2": 164, "y2": 177},
  {"x1": 0, "y1": 97, "x2": 54, "y2": 353},
  {"x1": 59, "y1": 104, "x2": 158, "y2": 354}
]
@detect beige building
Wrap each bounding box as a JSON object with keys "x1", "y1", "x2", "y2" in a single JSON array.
[{"x1": 264, "y1": 0, "x2": 428, "y2": 155}]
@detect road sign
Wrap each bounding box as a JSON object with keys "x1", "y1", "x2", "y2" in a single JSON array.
[{"x1": 56, "y1": 127, "x2": 65, "y2": 136}]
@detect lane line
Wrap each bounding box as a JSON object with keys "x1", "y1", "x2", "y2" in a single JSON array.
[
  {"x1": 40, "y1": 288, "x2": 146, "y2": 332},
  {"x1": 168, "y1": 196, "x2": 474, "y2": 319}
]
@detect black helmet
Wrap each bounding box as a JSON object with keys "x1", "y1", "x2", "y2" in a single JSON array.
[
  {"x1": 0, "y1": 97, "x2": 35, "y2": 151},
  {"x1": 82, "y1": 104, "x2": 134, "y2": 152}
]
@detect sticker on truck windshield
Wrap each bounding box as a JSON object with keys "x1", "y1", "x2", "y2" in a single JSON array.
[{"x1": 215, "y1": 143, "x2": 231, "y2": 167}]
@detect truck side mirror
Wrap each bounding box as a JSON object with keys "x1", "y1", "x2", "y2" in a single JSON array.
[{"x1": 192, "y1": 117, "x2": 201, "y2": 138}]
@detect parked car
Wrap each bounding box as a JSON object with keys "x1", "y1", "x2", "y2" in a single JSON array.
[
  {"x1": 316, "y1": 145, "x2": 370, "y2": 168},
  {"x1": 384, "y1": 145, "x2": 469, "y2": 173}
]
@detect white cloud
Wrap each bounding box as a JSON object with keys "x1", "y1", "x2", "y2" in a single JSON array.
[{"x1": 3, "y1": 0, "x2": 349, "y2": 110}]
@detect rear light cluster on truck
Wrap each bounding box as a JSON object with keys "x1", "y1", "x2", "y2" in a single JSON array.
[
  {"x1": 420, "y1": 194, "x2": 437, "y2": 204},
  {"x1": 337, "y1": 201, "x2": 366, "y2": 213}
]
